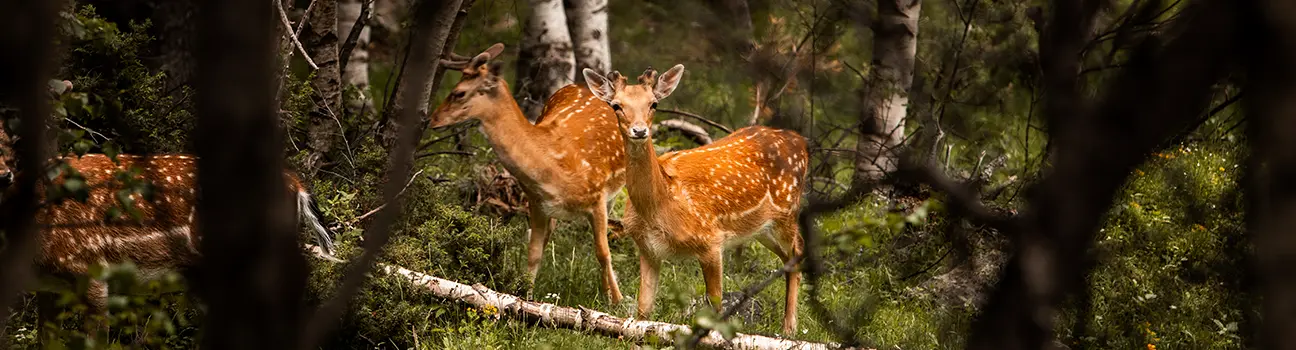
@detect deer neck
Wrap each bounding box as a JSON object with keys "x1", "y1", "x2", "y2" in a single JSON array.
[
  {"x1": 475, "y1": 95, "x2": 552, "y2": 185},
  {"x1": 623, "y1": 135, "x2": 674, "y2": 220}
]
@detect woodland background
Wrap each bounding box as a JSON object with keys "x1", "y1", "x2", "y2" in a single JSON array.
[{"x1": 0, "y1": 0, "x2": 1280, "y2": 349}]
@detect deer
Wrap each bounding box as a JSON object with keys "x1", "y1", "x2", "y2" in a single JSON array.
[
  {"x1": 0, "y1": 118, "x2": 336, "y2": 339},
  {"x1": 582, "y1": 65, "x2": 809, "y2": 334},
  {"x1": 431, "y1": 43, "x2": 629, "y2": 304}
]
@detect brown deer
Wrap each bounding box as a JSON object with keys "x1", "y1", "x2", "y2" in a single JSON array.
[
  {"x1": 0, "y1": 120, "x2": 336, "y2": 337},
  {"x1": 582, "y1": 65, "x2": 808, "y2": 334},
  {"x1": 432, "y1": 43, "x2": 628, "y2": 304}
]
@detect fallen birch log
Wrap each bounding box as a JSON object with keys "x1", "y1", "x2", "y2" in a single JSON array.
[{"x1": 306, "y1": 245, "x2": 864, "y2": 350}]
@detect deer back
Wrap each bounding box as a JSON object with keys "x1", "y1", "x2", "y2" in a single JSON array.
[
  {"x1": 526, "y1": 84, "x2": 627, "y2": 205},
  {"x1": 655, "y1": 126, "x2": 809, "y2": 231}
]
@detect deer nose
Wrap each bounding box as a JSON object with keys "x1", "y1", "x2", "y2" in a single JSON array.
[
  {"x1": 0, "y1": 171, "x2": 11, "y2": 187},
  {"x1": 629, "y1": 126, "x2": 649, "y2": 139}
]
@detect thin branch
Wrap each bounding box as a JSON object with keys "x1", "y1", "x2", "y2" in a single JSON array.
[
  {"x1": 657, "y1": 108, "x2": 734, "y2": 134},
  {"x1": 276, "y1": 0, "x2": 319, "y2": 70},
  {"x1": 415, "y1": 150, "x2": 474, "y2": 159},
  {"x1": 418, "y1": 124, "x2": 473, "y2": 152},
  {"x1": 64, "y1": 117, "x2": 111, "y2": 142},
  {"x1": 685, "y1": 255, "x2": 803, "y2": 348},
  {"x1": 348, "y1": 169, "x2": 424, "y2": 225}
]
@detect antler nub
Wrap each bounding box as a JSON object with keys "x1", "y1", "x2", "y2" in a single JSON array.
[{"x1": 638, "y1": 67, "x2": 658, "y2": 87}]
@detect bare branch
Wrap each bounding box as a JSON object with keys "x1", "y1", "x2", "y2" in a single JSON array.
[
  {"x1": 348, "y1": 169, "x2": 425, "y2": 225},
  {"x1": 277, "y1": 0, "x2": 320, "y2": 70},
  {"x1": 656, "y1": 119, "x2": 713, "y2": 145},
  {"x1": 657, "y1": 108, "x2": 734, "y2": 134}
]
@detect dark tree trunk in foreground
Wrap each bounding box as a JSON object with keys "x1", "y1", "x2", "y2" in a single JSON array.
[
  {"x1": 515, "y1": 0, "x2": 575, "y2": 121},
  {"x1": 0, "y1": 0, "x2": 60, "y2": 334},
  {"x1": 1242, "y1": 0, "x2": 1296, "y2": 347},
  {"x1": 303, "y1": 0, "x2": 344, "y2": 174},
  {"x1": 854, "y1": 0, "x2": 921, "y2": 186},
  {"x1": 378, "y1": 0, "x2": 462, "y2": 149},
  {"x1": 193, "y1": 0, "x2": 307, "y2": 348},
  {"x1": 966, "y1": 0, "x2": 1238, "y2": 348}
]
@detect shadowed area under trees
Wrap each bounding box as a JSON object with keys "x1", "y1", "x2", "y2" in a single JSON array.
[{"x1": 0, "y1": 0, "x2": 1291, "y2": 348}]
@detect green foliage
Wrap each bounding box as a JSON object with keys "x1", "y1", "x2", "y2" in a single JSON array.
[
  {"x1": 4, "y1": 0, "x2": 1260, "y2": 349},
  {"x1": 1061, "y1": 142, "x2": 1248, "y2": 349},
  {"x1": 7, "y1": 263, "x2": 198, "y2": 349},
  {"x1": 56, "y1": 4, "x2": 193, "y2": 155}
]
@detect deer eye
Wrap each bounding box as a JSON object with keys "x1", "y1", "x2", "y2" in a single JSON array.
[
  {"x1": 451, "y1": 91, "x2": 467, "y2": 100},
  {"x1": 650, "y1": 102, "x2": 658, "y2": 110},
  {"x1": 611, "y1": 103, "x2": 623, "y2": 112}
]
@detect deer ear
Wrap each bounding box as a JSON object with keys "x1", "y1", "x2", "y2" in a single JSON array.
[
  {"x1": 482, "y1": 43, "x2": 505, "y2": 59},
  {"x1": 654, "y1": 64, "x2": 685, "y2": 100},
  {"x1": 583, "y1": 68, "x2": 616, "y2": 102}
]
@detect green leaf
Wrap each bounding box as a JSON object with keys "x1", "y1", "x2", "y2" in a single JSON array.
[
  {"x1": 72, "y1": 139, "x2": 94, "y2": 156},
  {"x1": 63, "y1": 176, "x2": 90, "y2": 202},
  {"x1": 103, "y1": 141, "x2": 121, "y2": 161}
]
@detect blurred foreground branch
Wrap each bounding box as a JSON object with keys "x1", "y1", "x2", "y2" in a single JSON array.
[{"x1": 0, "y1": 0, "x2": 60, "y2": 333}]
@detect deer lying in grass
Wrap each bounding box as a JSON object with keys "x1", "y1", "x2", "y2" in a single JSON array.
[
  {"x1": 582, "y1": 65, "x2": 808, "y2": 334},
  {"x1": 432, "y1": 44, "x2": 628, "y2": 303},
  {"x1": 0, "y1": 121, "x2": 336, "y2": 338}
]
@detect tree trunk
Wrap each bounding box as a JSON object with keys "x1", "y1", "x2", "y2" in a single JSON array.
[
  {"x1": 853, "y1": 0, "x2": 921, "y2": 186},
  {"x1": 339, "y1": 0, "x2": 374, "y2": 115},
  {"x1": 515, "y1": 0, "x2": 576, "y2": 122},
  {"x1": 1243, "y1": 1, "x2": 1296, "y2": 347},
  {"x1": 0, "y1": 0, "x2": 59, "y2": 333},
  {"x1": 379, "y1": 0, "x2": 464, "y2": 149},
  {"x1": 566, "y1": 0, "x2": 610, "y2": 82},
  {"x1": 374, "y1": 0, "x2": 410, "y2": 36},
  {"x1": 192, "y1": 0, "x2": 307, "y2": 348},
  {"x1": 303, "y1": 0, "x2": 343, "y2": 174}
]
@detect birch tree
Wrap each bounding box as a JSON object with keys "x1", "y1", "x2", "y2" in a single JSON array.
[
  {"x1": 515, "y1": 0, "x2": 576, "y2": 121},
  {"x1": 566, "y1": 0, "x2": 610, "y2": 82},
  {"x1": 302, "y1": 0, "x2": 343, "y2": 174},
  {"x1": 339, "y1": 0, "x2": 374, "y2": 115},
  {"x1": 854, "y1": 0, "x2": 922, "y2": 185}
]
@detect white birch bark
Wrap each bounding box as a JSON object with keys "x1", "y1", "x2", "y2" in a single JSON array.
[
  {"x1": 855, "y1": 0, "x2": 922, "y2": 184},
  {"x1": 338, "y1": 0, "x2": 373, "y2": 114},
  {"x1": 566, "y1": 0, "x2": 610, "y2": 81},
  {"x1": 305, "y1": 245, "x2": 866, "y2": 350},
  {"x1": 515, "y1": 0, "x2": 576, "y2": 121}
]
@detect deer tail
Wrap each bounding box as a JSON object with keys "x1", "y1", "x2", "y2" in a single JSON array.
[{"x1": 296, "y1": 189, "x2": 336, "y2": 255}]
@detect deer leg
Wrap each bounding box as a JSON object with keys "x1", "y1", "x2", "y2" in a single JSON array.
[
  {"x1": 774, "y1": 217, "x2": 803, "y2": 335},
  {"x1": 84, "y1": 279, "x2": 109, "y2": 338},
  {"x1": 699, "y1": 248, "x2": 725, "y2": 312},
  {"x1": 525, "y1": 205, "x2": 554, "y2": 290},
  {"x1": 636, "y1": 251, "x2": 661, "y2": 320},
  {"x1": 590, "y1": 204, "x2": 623, "y2": 304}
]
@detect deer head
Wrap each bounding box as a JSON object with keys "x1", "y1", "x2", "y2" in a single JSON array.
[
  {"x1": 429, "y1": 43, "x2": 508, "y2": 128},
  {"x1": 582, "y1": 64, "x2": 685, "y2": 142}
]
